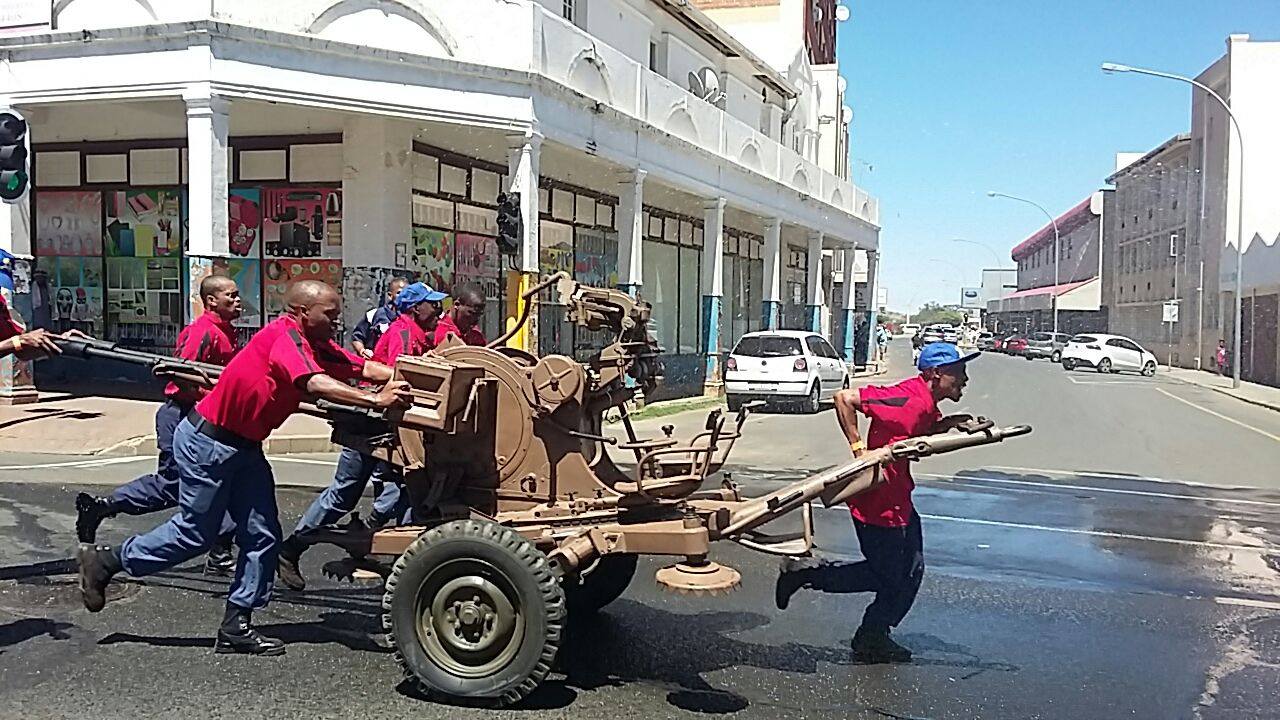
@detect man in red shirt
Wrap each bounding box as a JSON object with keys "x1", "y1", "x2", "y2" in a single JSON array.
[
  {"x1": 0, "y1": 292, "x2": 64, "y2": 359},
  {"x1": 774, "y1": 342, "x2": 977, "y2": 663},
  {"x1": 276, "y1": 282, "x2": 446, "y2": 591},
  {"x1": 74, "y1": 276, "x2": 243, "y2": 578},
  {"x1": 78, "y1": 280, "x2": 412, "y2": 656},
  {"x1": 433, "y1": 281, "x2": 487, "y2": 347}
]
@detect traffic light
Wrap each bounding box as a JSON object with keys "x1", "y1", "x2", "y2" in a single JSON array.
[
  {"x1": 0, "y1": 112, "x2": 29, "y2": 203},
  {"x1": 495, "y1": 190, "x2": 522, "y2": 255}
]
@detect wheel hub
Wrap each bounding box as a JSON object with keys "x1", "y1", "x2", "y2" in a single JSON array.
[{"x1": 416, "y1": 561, "x2": 524, "y2": 678}]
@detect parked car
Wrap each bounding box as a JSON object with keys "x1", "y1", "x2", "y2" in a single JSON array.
[
  {"x1": 901, "y1": 323, "x2": 921, "y2": 337},
  {"x1": 921, "y1": 325, "x2": 945, "y2": 344},
  {"x1": 941, "y1": 326, "x2": 960, "y2": 344},
  {"x1": 977, "y1": 331, "x2": 996, "y2": 350},
  {"x1": 1023, "y1": 332, "x2": 1071, "y2": 362},
  {"x1": 1002, "y1": 334, "x2": 1029, "y2": 356},
  {"x1": 724, "y1": 331, "x2": 850, "y2": 413},
  {"x1": 1060, "y1": 333, "x2": 1158, "y2": 376}
]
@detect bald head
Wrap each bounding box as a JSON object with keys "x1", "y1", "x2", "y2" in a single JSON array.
[
  {"x1": 285, "y1": 280, "x2": 342, "y2": 342},
  {"x1": 201, "y1": 274, "x2": 242, "y2": 322}
]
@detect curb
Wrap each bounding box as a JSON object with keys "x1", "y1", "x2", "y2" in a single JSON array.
[
  {"x1": 1165, "y1": 373, "x2": 1280, "y2": 414},
  {"x1": 89, "y1": 434, "x2": 340, "y2": 457}
]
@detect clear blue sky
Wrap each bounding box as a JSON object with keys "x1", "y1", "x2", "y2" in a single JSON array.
[{"x1": 838, "y1": 0, "x2": 1279, "y2": 313}]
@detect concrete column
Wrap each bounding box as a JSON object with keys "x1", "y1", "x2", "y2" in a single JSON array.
[
  {"x1": 183, "y1": 90, "x2": 230, "y2": 260},
  {"x1": 615, "y1": 168, "x2": 646, "y2": 297},
  {"x1": 761, "y1": 218, "x2": 782, "y2": 329},
  {"x1": 840, "y1": 245, "x2": 857, "y2": 362},
  {"x1": 805, "y1": 230, "x2": 824, "y2": 333},
  {"x1": 0, "y1": 101, "x2": 36, "y2": 404},
  {"x1": 339, "y1": 116, "x2": 414, "y2": 341},
  {"x1": 866, "y1": 250, "x2": 881, "y2": 364},
  {"x1": 504, "y1": 130, "x2": 542, "y2": 352},
  {"x1": 701, "y1": 197, "x2": 726, "y2": 394}
]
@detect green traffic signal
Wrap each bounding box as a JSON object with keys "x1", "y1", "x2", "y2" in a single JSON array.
[{"x1": 0, "y1": 170, "x2": 27, "y2": 201}]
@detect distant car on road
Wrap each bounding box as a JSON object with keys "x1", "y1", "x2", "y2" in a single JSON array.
[
  {"x1": 901, "y1": 323, "x2": 921, "y2": 337},
  {"x1": 1023, "y1": 332, "x2": 1071, "y2": 362},
  {"x1": 724, "y1": 330, "x2": 850, "y2": 413},
  {"x1": 1002, "y1": 334, "x2": 1029, "y2": 356},
  {"x1": 1061, "y1": 333, "x2": 1158, "y2": 376},
  {"x1": 977, "y1": 331, "x2": 996, "y2": 350},
  {"x1": 921, "y1": 325, "x2": 945, "y2": 344},
  {"x1": 941, "y1": 326, "x2": 960, "y2": 344}
]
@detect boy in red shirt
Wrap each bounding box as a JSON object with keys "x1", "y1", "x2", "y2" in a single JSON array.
[
  {"x1": 775, "y1": 342, "x2": 977, "y2": 663},
  {"x1": 433, "y1": 281, "x2": 487, "y2": 347},
  {"x1": 74, "y1": 276, "x2": 243, "y2": 578}
]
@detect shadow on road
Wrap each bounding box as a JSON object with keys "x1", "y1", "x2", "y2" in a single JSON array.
[
  {"x1": 98, "y1": 610, "x2": 387, "y2": 653},
  {"x1": 0, "y1": 617, "x2": 75, "y2": 653}
]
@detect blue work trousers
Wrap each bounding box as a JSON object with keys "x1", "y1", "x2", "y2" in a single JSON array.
[
  {"x1": 120, "y1": 419, "x2": 280, "y2": 610},
  {"x1": 292, "y1": 446, "x2": 408, "y2": 536},
  {"x1": 109, "y1": 400, "x2": 236, "y2": 537}
]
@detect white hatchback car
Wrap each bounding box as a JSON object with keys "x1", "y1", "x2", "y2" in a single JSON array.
[
  {"x1": 1061, "y1": 333, "x2": 1159, "y2": 376},
  {"x1": 724, "y1": 331, "x2": 850, "y2": 413}
]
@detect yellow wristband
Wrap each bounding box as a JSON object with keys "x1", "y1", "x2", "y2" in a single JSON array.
[
  {"x1": 11, "y1": 337, "x2": 21, "y2": 351},
  {"x1": 849, "y1": 440, "x2": 865, "y2": 453}
]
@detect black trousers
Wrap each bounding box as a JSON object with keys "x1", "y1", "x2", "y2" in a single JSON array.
[{"x1": 803, "y1": 511, "x2": 924, "y2": 631}]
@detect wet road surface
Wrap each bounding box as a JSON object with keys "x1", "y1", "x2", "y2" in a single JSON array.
[{"x1": 1, "y1": 341, "x2": 1278, "y2": 719}]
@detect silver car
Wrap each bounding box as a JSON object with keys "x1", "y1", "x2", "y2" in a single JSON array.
[{"x1": 1023, "y1": 332, "x2": 1071, "y2": 362}]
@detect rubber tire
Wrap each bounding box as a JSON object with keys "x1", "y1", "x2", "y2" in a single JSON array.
[
  {"x1": 1051, "y1": 350, "x2": 1062, "y2": 363},
  {"x1": 804, "y1": 382, "x2": 821, "y2": 414},
  {"x1": 1062, "y1": 359, "x2": 1076, "y2": 371},
  {"x1": 1024, "y1": 354, "x2": 1034, "y2": 361},
  {"x1": 563, "y1": 554, "x2": 638, "y2": 616},
  {"x1": 1097, "y1": 357, "x2": 1112, "y2": 374},
  {"x1": 1142, "y1": 361, "x2": 1157, "y2": 377},
  {"x1": 383, "y1": 519, "x2": 564, "y2": 707},
  {"x1": 726, "y1": 396, "x2": 743, "y2": 413}
]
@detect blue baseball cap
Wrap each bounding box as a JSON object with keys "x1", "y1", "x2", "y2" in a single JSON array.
[
  {"x1": 394, "y1": 282, "x2": 448, "y2": 311},
  {"x1": 917, "y1": 342, "x2": 980, "y2": 371}
]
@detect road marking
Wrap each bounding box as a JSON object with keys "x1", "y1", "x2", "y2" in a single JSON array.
[
  {"x1": 986, "y1": 465, "x2": 1259, "y2": 490},
  {"x1": 0, "y1": 456, "x2": 150, "y2": 471},
  {"x1": 268, "y1": 456, "x2": 337, "y2": 466},
  {"x1": 1214, "y1": 596, "x2": 1280, "y2": 612},
  {"x1": 814, "y1": 505, "x2": 1272, "y2": 552},
  {"x1": 918, "y1": 472, "x2": 1280, "y2": 509},
  {"x1": 1155, "y1": 388, "x2": 1280, "y2": 443},
  {"x1": 1067, "y1": 380, "x2": 1154, "y2": 386}
]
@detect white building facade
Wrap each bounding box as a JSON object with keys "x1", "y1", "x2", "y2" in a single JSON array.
[{"x1": 0, "y1": 0, "x2": 879, "y2": 401}]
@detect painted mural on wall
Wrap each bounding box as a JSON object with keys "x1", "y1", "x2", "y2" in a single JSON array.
[
  {"x1": 411, "y1": 227, "x2": 453, "y2": 290},
  {"x1": 105, "y1": 190, "x2": 181, "y2": 258},
  {"x1": 187, "y1": 256, "x2": 264, "y2": 329},
  {"x1": 262, "y1": 187, "x2": 341, "y2": 259},
  {"x1": 264, "y1": 258, "x2": 343, "y2": 317},
  {"x1": 34, "y1": 257, "x2": 103, "y2": 337},
  {"x1": 36, "y1": 191, "x2": 102, "y2": 257},
  {"x1": 454, "y1": 233, "x2": 503, "y2": 340},
  {"x1": 229, "y1": 189, "x2": 263, "y2": 258}
]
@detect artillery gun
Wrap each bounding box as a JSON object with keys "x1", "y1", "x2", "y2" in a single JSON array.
[{"x1": 58, "y1": 274, "x2": 1030, "y2": 706}]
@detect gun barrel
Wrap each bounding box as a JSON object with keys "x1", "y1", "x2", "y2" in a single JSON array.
[
  {"x1": 53, "y1": 337, "x2": 224, "y2": 381},
  {"x1": 717, "y1": 424, "x2": 1032, "y2": 539}
]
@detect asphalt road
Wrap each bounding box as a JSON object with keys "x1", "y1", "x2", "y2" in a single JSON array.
[{"x1": 1, "y1": 339, "x2": 1279, "y2": 719}]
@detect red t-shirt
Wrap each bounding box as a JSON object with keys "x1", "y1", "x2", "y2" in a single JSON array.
[
  {"x1": 433, "y1": 313, "x2": 485, "y2": 347},
  {"x1": 372, "y1": 313, "x2": 429, "y2": 365},
  {"x1": 195, "y1": 314, "x2": 364, "y2": 442},
  {"x1": 165, "y1": 312, "x2": 239, "y2": 405},
  {"x1": 848, "y1": 375, "x2": 941, "y2": 528},
  {"x1": 0, "y1": 294, "x2": 25, "y2": 341}
]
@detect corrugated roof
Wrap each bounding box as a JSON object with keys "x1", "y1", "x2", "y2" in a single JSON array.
[
  {"x1": 1009, "y1": 198, "x2": 1094, "y2": 261},
  {"x1": 996, "y1": 279, "x2": 1093, "y2": 300}
]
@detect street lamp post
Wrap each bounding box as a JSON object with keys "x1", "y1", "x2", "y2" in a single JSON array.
[
  {"x1": 988, "y1": 192, "x2": 1061, "y2": 337},
  {"x1": 949, "y1": 237, "x2": 1004, "y2": 268},
  {"x1": 1102, "y1": 61, "x2": 1246, "y2": 389}
]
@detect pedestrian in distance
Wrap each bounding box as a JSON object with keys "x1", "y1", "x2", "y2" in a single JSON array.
[
  {"x1": 876, "y1": 323, "x2": 889, "y2": 363},
  {"x1": 276, "y1": 282, "x2": 448, "y2": 592},
  {"x1": 350, "y1": 276, "x2": 409, "y2": 359},
  {"x1": 77, "y1": 280, "x2": 412, "y2": 656},
  {"x1": 1216, "y1": 339, "x2": 1229, "y2": 377},
  {"x1": 75, "y1": 275, "x2": 244, "y2": 577},
  {"x1": 774, "y1": 342, "x2": 979, "y2": 663}
]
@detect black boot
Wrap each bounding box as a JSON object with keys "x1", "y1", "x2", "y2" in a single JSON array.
[
  {"x1": 78, "y1": 544, "x2": 122, "y2": 613},
  {"x1": 275, "y1": 536, "x2": 307, "y2": 591},
  {"x1": 204, "y1": 534, "x2": 236, "y2": 576},
  {"x1": 774, "y1": 556, "x2": 818, "y2": 610},
  {"x1": 75, "y1": 493, "x2": 118, "y2": 544},
  {"x1": 214, "y1": 604, "x2": 285, "y2": 656},
  {"x1": 851, "y1": 625, "x2": 912, "y2": 663}
]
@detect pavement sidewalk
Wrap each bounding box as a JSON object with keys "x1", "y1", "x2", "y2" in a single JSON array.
[
  {"x1": 1163, "y1": 365, "x2": 1280, "y2": 412},
  {"x1": 0, "y1": 394, "x2": 338, "y2": 456}
]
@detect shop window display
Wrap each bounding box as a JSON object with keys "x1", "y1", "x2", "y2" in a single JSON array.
[
  {"x1": 33, "y1": 191, "x2": 105, "y2": 337},
  {"x1": 104, "y1": 190, "x2": 184, "y2": 350}
]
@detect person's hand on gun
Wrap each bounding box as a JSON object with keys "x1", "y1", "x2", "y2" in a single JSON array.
[
  {"x1": 371, "y1": 379, "x2": 413, "y2": 409},
  {"x1": 3, "y1": 328, "x2": 64, "y2": 360}
]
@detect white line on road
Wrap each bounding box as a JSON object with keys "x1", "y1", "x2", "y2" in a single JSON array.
[
  {"x1": 0, "y1": 456, "x2": 150, "y2": 471},
  {"x1": 918, "y1": 472, "x2": 1280, "y2": 509},
  {"x1": 1214, "y1": 596, "x2": 1280, "y2": 612},
  {"x1": 268, "y1": 456, "x2": 337, "y2": 466},
  {"x1": 814, "y1": 505, "x2": 1272, "y2": 552},
  {"x1": 1155, "y1": 388, "x2": 1280, "y2": 443},
  {"x1": 986, "y1": 465, "x2": 1258, "y2": 490}
]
